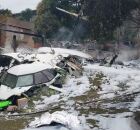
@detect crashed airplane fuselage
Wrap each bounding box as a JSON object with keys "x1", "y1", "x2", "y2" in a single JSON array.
[
  {"x1": 0, "y1": 47, "x2": 92, "y2": 111},
  {"x1": 0, "y1": 62, "x2": 61, "y2": 100},
  {"x1": 0, "y1": 47, "x2": 92, "y2": 74}
]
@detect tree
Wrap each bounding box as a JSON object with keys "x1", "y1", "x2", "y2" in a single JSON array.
[
  {"x1": 34, "y1": 0, "x2": 83, "y2": 40},
  {"x1": 129, "y1": 9, "x2": 140, "y2": 28},
  {"x1": 0, "y1": 9, "x2": 12, "y2": 16},
  {"x1": 35, "y1": 0, "x2": 139, "y2": 42},
  {"x1": 121, "y1": 5, "x2": 140, "y2": 43},
  {"x1": 15, "y1": 9, "x2": 36, "y2": 21},
  {"x1": 84, "y1": 0, "x2": 139, "y2": 42},
  {"x1": 35, "y1": 12, "x2": 61, "y2": 38},
  {"x1": 34, "y1": 0, "x2": 61, "y2": 39}
]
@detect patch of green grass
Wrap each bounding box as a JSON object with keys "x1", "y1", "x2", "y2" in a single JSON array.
[
  {"x1": 74, "y1": 90, "x2": 99, "y2": 103},
  {"x1": 109, "y1": 108, "x2": 130, "y2": 114},
  {"x1": 0, "y1": 118, "x2": 29, "y2": 130},
  {"x1": 117, "y1": 82, "x2": 130, "y2": 91},
  {"x1": 77, "y1": 106, "x2": 109, "y2": 115},
  {"x1": 87, "y1": 119, "x2": 99, "y2": 128},
  {"x1": 73, "y1": 73, "x2": 106, "y2": 107},
  {"x1": 89, "y1": 73, "x2": 105, "y2": 88}
]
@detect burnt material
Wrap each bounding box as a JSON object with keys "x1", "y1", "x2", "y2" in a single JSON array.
[{"x1": 109, "y1": 54, "x2": 118, "y2": 66}]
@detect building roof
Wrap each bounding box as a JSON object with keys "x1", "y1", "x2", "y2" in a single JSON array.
[{"x1": 0, "y1": 16, "x2": 34, "y2": 30}]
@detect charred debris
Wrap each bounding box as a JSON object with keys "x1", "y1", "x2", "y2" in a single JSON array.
[
  {"x1": 0, "y1": 7, "x2": 122, "y2": 113},
  {"x1": 0, "y1": 47, "x2": 92, "y2": 112}
]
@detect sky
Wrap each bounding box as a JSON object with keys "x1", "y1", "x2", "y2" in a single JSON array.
[{"x1": 0, "y1": 0, "x2": 41, "y2": 13}]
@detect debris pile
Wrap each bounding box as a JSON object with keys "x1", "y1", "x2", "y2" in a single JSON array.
[
  {"x1": 0, "y1": 47, "x2": 92, "y2": 112},
  {"x1": 26, "y1": 111, "x2": 82, "y2": 130}
]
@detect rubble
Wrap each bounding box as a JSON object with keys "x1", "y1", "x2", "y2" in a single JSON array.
[
  {"x1": 0, "y1": 47, "x2": 92, "y2": 112},
  {"x1": 27, "y1": 111, "x2": 82, "y2": 130}
]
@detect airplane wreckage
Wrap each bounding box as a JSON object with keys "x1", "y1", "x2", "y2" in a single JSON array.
[
  {"x1": 26, "y1": 111, "x2": 82, "y2": 130},
  {"x1": 0, "y1": 7, "x2": 118, "y2": 113},
  {"x1": 0, "y1": 34, "x2": 118, "y2": 113},
  {"x1": 0, "y1": 47, "x2": 92, "y2": 112}
]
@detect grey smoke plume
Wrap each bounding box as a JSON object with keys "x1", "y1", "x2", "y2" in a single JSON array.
[
  {"x1": 53, "y1": 22, "x2": 87, "y2": 41},
  {"x1": 3, "y1": 42, "x2": 14, "y2": 53},
  {"x1": 117, "y1": 48, "x2": 140, "y2": 61},
  {"x1": 53, "y1": 27, "x2": 73, "y2": 41}
]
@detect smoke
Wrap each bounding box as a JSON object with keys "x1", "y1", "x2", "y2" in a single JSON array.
[
  {"x1": 53, "y1": 27, "x2": 73, "y2": 41},
  {"x1": 117, "y1": 48, "x2": 140, "y2": 61},
  {"x1": 53, "y1": 22, "x2": 87, "y2": 41},
  {"x1": 3, "y1": 42, "x2": 14, "y2": 53}
]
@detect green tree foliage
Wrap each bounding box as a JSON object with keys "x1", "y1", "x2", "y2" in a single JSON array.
[
  {"x1": 130, "y1": 9, "x2": 140, "y2": 28},
  {"x1": 34, "y1": 0, "x2": 83, "y2": 39},
  {"x1": 35, "y1": 12, "x2": 61, "y2": 38},
  {"x1": 35, "y1": 0, "x2": 61, "y2": 38},
  {"x1": 15, "y1": 9, "x2": 36, "y2": 21},
  {"x1": 35, "y1": 0, "x2": 59, "y2": 38},
  {"x1": 84, "y1": 0, "x2": 139, "y2": 41},
  {"x1": 0, "y1": 9, "x2": 12, "y2": 16},
  {"x1": 35, "y1": 0, "x2": 139, "y2": 41}
]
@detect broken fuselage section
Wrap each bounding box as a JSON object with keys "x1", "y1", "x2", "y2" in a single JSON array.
[{"x1": 0, "y1": 47, "x2": 92, "y2": 111}]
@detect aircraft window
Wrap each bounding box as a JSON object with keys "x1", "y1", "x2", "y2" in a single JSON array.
[
  {"x1": 34, "y1": 72, "x2": 49, "y2": 84},
  {"x1": 3, "y1": 74, "x2": 17, "y2": 88},
  {"x1": 42, "y1": 69, "x2": 56, "y2": 81},
  {"x1": 16, "y1": 75, "x2": 33, "y2": 87},
  {"x1": 0, "y1": 71, "x2": 7, "y2": 82}
]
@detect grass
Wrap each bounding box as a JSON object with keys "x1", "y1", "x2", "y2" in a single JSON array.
[{"x1": 89, "y1": 73, "x2": 105, "y2": 89}]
